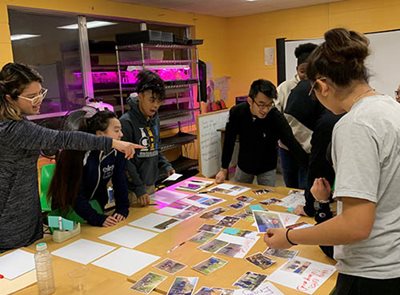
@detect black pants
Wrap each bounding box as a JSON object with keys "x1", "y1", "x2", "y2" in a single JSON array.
[{"x1": 334, "y1": 273, "x2": 400, "y2": 295}]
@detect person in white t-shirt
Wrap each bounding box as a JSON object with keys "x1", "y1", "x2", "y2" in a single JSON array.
[{"x1": 264, "y1": 28, "x2": 400, "y2": 294}]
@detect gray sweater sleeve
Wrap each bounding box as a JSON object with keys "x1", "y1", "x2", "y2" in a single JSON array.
[{"x1": 1, "y1": 119, "x2": 112, "y2": 151}]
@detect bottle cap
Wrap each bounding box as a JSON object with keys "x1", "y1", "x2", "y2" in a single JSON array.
[{"x1": 36, "y1": 242, "x2": 47, "y2": 251}]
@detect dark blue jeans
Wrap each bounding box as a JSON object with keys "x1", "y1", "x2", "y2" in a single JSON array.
[{"x1": 279, "y1": 147, "x2": 308, "y2": 189}]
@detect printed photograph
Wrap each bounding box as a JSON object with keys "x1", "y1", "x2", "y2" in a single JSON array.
[
  {"x1": 167, "y1": 277, "x2": 198, "y2": 295},
  {"x1": 189, "y1": 231, "x2": 216, "y2": 244},
  {"x1": 187, "y1": 195, "x2": 203, "y2": 201},
  {"x1": 208, "y1": 187, "x2": 232, "y2": 194},
  {"x1": 194, "y1": 287, "x2": 219, "y2": 295},
  {"x1": 252, "y1": 189, "x2": 272, "y2": 195},
  {"x1": 200, "y1": 207, "x2": 227, "y2": 219},
  {"x1": 131, "y1": 272, "x2": 167, "y2": 294},
  {"x1": 253, "y1": 211, "x2": 284, "y2": 232},
  {"x1": 198, "y1": 224, "x2": 224, "y2": 234},
  {"x1": 236, "y1": 196, "x2": 254, "y2": 203},
  {"x1": 154, "y1": 258, "x2": 187, "y2": 274},
  {"x1": 228, "y1": 202, "x2": 246, "y2": 210},
  {"x1": 186, "y1": 205, "x2": 205, "y2": 213},
  {"x1": 198, "y1": 239, "x2": 228, "y2": 253},
  {"x1": 216, "y1": 216, "x2": 240, "y2": 227},
  {"x1": 200, "y1": 197, "x2": 224, "y2": 206},
  {"x1": 259, "y1": 198, "x2": 282, "y2": 205},
  {"x1": 263, "y1": 248, "x2": 299, "y2": 259},
  {"x1": 154, "y1": 218, "x2": 179, "y2": 230},
  {"x1": 282, "y1": 259, "x2": 311, "y2": 275},
  {"x1": 175, "y1": 211, "x2": 196, "y2": 220},
  {"x1": 216, "y1": 243, "x2": 242, "y2": 257},
  {"x1": 213, "y1": 288, "x2": 235, "y2": 295},
  {"x1": 245, "y1": 252, "x2": 275, "y2": 270},
  {"x1": 192, "y1": 256, "x2": 228, "y2": 275},
  {"x1": 234, "y1": 211, "x2": 254, "y2": 222},
  {"x1": 169, "y1": 200, "x2": 190, "y2": 210},
  {"x1": 233, "y1": 271, "x2": 267, "y2": 291}
]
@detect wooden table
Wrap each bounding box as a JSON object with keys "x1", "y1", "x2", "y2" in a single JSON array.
[{"x1": 10, "y1": 178, "x2": 337, "y2": 295}]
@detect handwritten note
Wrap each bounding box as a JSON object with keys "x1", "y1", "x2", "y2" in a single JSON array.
[
  {"x1": 197, "y1": 110, "x2": 229, "y2": 177},
  {"x1": 268, "y1": 256, "x2": 336, "y2": 294}
]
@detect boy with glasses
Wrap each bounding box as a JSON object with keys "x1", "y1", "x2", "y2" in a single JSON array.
[{"x1": 215, "y1": 79, "x2": 308, "y2": 186}]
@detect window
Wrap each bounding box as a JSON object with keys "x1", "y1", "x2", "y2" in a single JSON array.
[{"x1": 9, "y1": 9, "x2": 85, "y2": 118}]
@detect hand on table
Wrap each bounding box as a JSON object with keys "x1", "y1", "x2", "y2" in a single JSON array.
[
  {"x1": 264, "y1": 228, "x2": 293, "y2": 249},
  {"x1": 137, "y1": 193, "x2": 150, "y2": 207},
  {"x1": 215, "y1": 169, "x2": 227, "y2": 184}
]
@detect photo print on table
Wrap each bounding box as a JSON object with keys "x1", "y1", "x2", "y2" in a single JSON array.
[{"x1": 154, "y1": 258, "x2": 187, "y2": 274}]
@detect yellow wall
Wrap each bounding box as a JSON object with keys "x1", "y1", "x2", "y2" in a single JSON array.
[
  {"x1": 0, "y1": 0, "x2": 229, "y2": 78},
  {"x1": 226, "y1": 0, "x2": 400, "y2": 104}
]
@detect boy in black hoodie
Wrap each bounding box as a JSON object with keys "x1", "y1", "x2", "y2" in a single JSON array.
[{"x1": 120, "y1": 71, "x2": 174, "y2": 206}]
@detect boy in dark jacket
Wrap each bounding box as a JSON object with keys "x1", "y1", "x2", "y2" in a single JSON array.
[{"x1": 120, "y1": 71, "x2": 174, "y2": 206}]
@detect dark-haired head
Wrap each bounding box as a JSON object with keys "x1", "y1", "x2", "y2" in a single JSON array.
[
  {"x1": 295, "y1": 43, "x2": 318, "y2": 65},
  {"x1": 0, "y1": 63, "x2": 43, "y2": 120},
  {"x1": 136, "y1": 70, "x2": 166, "y2": 118},
  {"x1": 249, "y1": 79, "x2": 277, "y2": 100},
  {"x1": 306, "y1": 28, "x2": 370, "y2": 86},
  {"x1": 295, "y1": 43, "x2": 318, "y2": 80},
  {"x1": 136, "y1": 70, "x2": 165, "y2": 101},
  {"x1": 247, "y1": 79, "x2": 277, "y2": 119}
]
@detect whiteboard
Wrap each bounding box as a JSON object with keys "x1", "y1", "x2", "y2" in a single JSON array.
[
  {"x1": 284, "y1": 30, "x2": 400, "y2": 97},
  {"x1": 197, "y1": 109, "x2": 229, "y2": 177}
]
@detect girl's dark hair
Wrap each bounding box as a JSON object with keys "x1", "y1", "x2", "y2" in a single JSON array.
[
  {"x1": 48, "y1": 110, "x2": 117, "y2": 212},
  {"x1": 248, "y1": 79, "x2": 277, "y2": 100},
  {"x1": 306, "y1": 28, "x2": 370, "y2": 86},
  {"x1": 136, "y1": 70, "x2": 165, "y2": 100},
  {"x1": 0, "y1": 63, "x2": 43, "y2": 120}
]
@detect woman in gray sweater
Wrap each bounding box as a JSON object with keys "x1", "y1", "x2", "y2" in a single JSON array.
[{"x1": 0, "y1": 63, "x2": 141, "y2": 251}]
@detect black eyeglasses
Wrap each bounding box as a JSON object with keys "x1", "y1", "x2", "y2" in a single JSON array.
[
  {"x1": 308, "y1": 77, "x2": 327, "y2": 96},
  {"x1": 252, "y1": 100, "x2": 275, "y2": 110}
]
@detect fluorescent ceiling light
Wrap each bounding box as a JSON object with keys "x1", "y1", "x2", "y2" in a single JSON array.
[
  {"x1": 58, "y1": 21, "x2": 116, "y2": 30},
  {"x1": 11, "y1": 34, "x2": 40, "y2": 41}
]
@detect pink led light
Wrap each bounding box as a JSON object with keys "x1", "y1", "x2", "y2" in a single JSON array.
[{"x1": 73, "y1": 68, "x2": 191, "y2": 85}]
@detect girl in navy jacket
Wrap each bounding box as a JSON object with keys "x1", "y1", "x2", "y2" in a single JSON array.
[{"x1": 49, "y1": 111, "x2": 130, "y2": 227}]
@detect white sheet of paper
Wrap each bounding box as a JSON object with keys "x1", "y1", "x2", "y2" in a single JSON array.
[
  {"x1": 162, "y1": 173, "x2": 183, "y2": 182},
  {"x1": 210, "y1": 183, "x2": 250, "y2": 196},
  {"x1": 268, "y1": 256, "x2": 336, "y2": 294},
  {"x1": 156, "y1": 206, "x2": 186, "y2": 216},
  {"x1": 92, "y1": 247, "x2": 160, "y2": 276},
  {"x1": 234, "y1": 282, "x2": 284, "y2": 295},
  {"x1": 99, "y1": 226, "x2": 157, "y2": 248},
  {"x1": 51, "y1": 239, "x2": 115, "y2": 265},
  {"x1": 152, "y1": 189, "x2": 189, "y2": 204},
  {"x1": 129, "y1": 213, "x2": 182, "y2": 232},
  {"x1": 0, "y1": 249, "x2": 35, "y2": 280},
  {"x1": 280, "y1": 212, "x2": 301, "y2": 227},
  {"x1": 279, "y1": 193, "x2": 306, "y2": 208}
]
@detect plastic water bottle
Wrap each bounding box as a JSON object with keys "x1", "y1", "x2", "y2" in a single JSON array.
[{"x1": 34, "y1": 242, "x2": 55, "y2": 295}]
